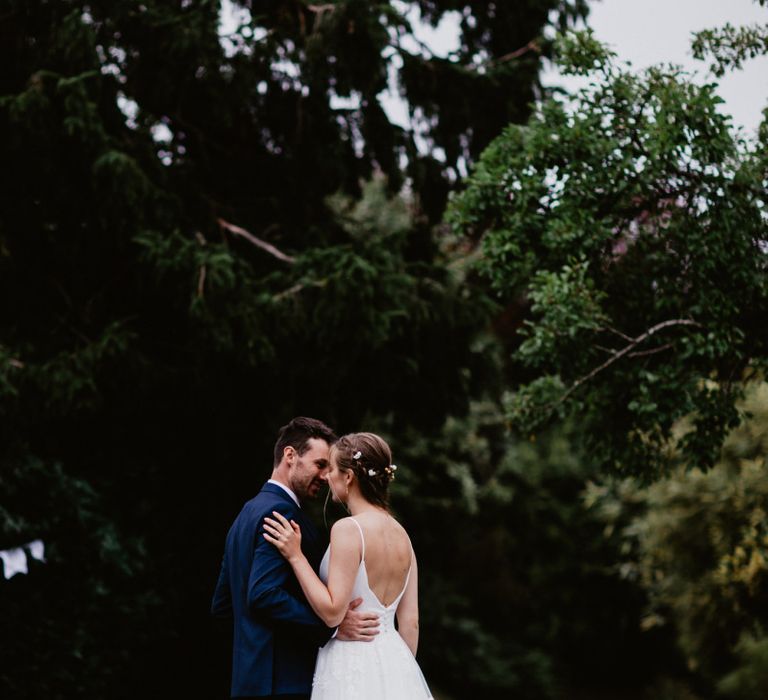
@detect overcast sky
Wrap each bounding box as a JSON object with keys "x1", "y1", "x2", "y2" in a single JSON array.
[
  {"x1": 219, "y1": 0, "x2": 766, "y2": 141},
  {"x1": 542, "y1": 0, "x2": 768, "y2": 138},
  {"x1": 381, "y1": 0, "x2": 767, "y2": 140}
]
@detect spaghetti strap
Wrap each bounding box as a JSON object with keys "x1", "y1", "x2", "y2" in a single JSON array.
[
  {"x1": 398, "y1": 548, "x2": 414, "y2": 600},
  {"x1": 349, "y1": 517, "x2": 365, "y2": 561}
]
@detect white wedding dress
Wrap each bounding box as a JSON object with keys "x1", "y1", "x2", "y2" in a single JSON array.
[{"x1": 311, "y1": 518, "x2": 433, "y2": 700}]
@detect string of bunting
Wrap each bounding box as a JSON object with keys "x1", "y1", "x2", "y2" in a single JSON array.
[{"x1": 0, "y1": 540, "x2": 46, "y2": 580}]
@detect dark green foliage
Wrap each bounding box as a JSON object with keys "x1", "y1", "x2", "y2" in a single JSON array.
[
  {"x1": 381, "y1": 402, "x2": 660, "y2": 699},
  {"x1": 718, "y1": 633, "x2": 768, "y2": 700},
  {"x1": 0, "y1": 1, "x2": 583, "y2": 696},
  {"x1": 692, "y1": 0, "x2": 768, "y2": 77},
  {"x1": 0, "y1": 457, "x2": 157, "y2": 698},
  {"x1": 449, "y1": 31, "x2": 768, "y2": 477},
  {"x1": 588, "y1": 383, "x2": 768, "y2": 697}
]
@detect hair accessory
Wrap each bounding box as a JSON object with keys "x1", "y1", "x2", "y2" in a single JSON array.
[
  {"x1": 352, "y1": 451, "x2": 362, "y2": 460},
  {"x1": 367, "y1": 468, "x2": 377, "y2": 476},
  {"x1": 383, "y1": 464, "x2": 397, "y2": 481}
]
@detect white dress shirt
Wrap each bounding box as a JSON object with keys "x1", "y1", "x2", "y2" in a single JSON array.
[{"x1": 267, "y1": 479, "x2": 300, "y2": 507}]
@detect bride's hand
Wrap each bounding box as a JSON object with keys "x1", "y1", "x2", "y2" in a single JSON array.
[{"x1": 263, "y1": 511, "x2": 302, "y2": 562}]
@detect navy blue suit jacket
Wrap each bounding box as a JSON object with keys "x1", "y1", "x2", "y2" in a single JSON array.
[{"x1": 211, "y1": 482, "x2": 332, "y2": 697}]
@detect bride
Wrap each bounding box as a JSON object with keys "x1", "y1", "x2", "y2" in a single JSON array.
[{"x1": 263, "y1": 432, "x2": 433, "y2": 700}]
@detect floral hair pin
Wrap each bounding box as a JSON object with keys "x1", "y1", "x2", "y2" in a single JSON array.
[
  {"x1": 352, "y1": 451, "x2": 362, "y2": 460},
  {"x1": 368, "y1": 468, "x2": 377, "y2": 476}
]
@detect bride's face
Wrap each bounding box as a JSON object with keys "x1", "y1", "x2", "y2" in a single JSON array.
[{"x1": 325, "y1": 451, "x2": 349, "y2": 504}]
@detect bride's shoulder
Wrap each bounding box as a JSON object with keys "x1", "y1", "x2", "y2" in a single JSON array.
[
  {"x1": 329, "y1": 517, "x2": 364, "y2": 557},
  {"x1": 329, "y1": 516, "x2": 361, "y2": 538}
]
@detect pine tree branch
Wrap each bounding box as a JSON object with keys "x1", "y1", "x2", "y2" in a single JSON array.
[
  {"x1": 197, "y1": 266, "x2": 207, "y2": 298},
  {"x1": 217, "y1": 218, "x2": 295, "y2": 264},
  {"x1": 274, "y1": 282, "x2": 306, "y2": 300},
  {"x1": 195, "y1": 232, "x2": 207, "y2": 297},
  {"x1": 493, "y1": 40, "x2": 541, "y2": 65},
  {"x1": 307, "y1": 4, "x2": 335, "y2": 14},
  {"x1": 465, "y1": 40, "x2": 541, "y2": 74}
]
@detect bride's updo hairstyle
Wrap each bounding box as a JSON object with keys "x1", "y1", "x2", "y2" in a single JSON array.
[{"x1": 331, "y1": 432, "x2": 395, "y2": 509}]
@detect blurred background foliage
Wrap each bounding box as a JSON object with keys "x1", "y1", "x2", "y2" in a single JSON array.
[
  {"x1": 1, "y1": 1, "x2": 767, "y2": 699},
  {"x1": 587, "y1": 381, "x2": 768, "y2": 700}
]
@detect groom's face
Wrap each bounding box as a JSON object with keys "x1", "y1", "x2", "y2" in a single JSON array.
[{"x1": 288, "y1": 437, "x2": 330, "y2": 502}]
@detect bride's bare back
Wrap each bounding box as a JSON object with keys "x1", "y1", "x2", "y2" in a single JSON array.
[{"x1": 353, "y1": 511, "x2": 412, "y2": 607}]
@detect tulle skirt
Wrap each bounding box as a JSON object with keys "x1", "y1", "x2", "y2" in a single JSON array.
[{"x1": 311, "y1": 632, "x2": 433, "y2": 700}]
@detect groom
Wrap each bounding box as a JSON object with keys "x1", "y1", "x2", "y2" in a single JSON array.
[{"x1": 212, "y1": 416, "x2": 379, "y2": 699}]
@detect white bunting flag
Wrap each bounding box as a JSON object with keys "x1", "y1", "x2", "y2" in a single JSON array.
[
  {"x1": 28, "y1": 539, "x2": 45, "y2": 563},
  {"x1": 0, "y1": 547, "x2": 29, "y2": 579},
  {"x1": 0, "y1": 540, "x2": 46, "y2": 580}
]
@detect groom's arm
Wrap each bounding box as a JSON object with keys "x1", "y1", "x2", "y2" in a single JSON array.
[
  {"x1": 336, "y1": 598, "x2": 380, "y2": 641},
  {"x1": 248, "y1": 505, "x2": 378, "y2": 642},
  {"x1": 247, "y1": 510, "x2": 332, "y2": 641},
  {"x1": 211, "y1": 554, "x2": 233, "y2": 617}
]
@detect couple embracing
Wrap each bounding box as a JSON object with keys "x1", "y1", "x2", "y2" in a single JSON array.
[{"x1": 211, "y1": 417, "x2": 433, "y2": 700}]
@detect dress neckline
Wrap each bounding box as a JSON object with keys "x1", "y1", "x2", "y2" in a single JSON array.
[
  {"x1": 349, "y1": 517, "x2": 412, "y2": 610},
  {"x1": 359, "y1": 559, "x2": 411, "y2": 609}
]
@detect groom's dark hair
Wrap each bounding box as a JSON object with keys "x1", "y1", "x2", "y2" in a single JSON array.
[{"x1": 273, "y1": 416, "x2": 337, "y2": 466}]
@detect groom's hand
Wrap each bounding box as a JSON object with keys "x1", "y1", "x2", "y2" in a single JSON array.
[{"x1": 335, "y1": 597, "x2": 379, "y2": 642}]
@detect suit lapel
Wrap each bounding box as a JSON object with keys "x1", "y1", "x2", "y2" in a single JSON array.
[
  {"x1": 260, "y1": 481, "x2": 298, "y2": 506},
  {"x1": 294, "y1": 508, "x2": 324, "y2": 569}
]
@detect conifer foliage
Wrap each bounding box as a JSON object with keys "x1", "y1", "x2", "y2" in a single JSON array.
[{"x1": 0, "y1": 1, "x2": 583, "y2": 696}]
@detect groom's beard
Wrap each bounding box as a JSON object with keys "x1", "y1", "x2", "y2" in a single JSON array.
[
  {"x1": 306, "y1": 478, "x2": 324, "y2": 499},
  {"x1": 294, "y1": 477, "x2": 325, "y2": 502}
]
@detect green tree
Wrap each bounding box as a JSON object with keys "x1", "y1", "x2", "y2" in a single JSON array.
[
  {"x1": 718, "y1": 633, "x2": 768, "y2": 700},
  {"x1": 372, "y1": 399, "x2": 660, "y2": 699},
  {"x1": 0, "y1": 2, "x2": 588, "y2": 695},
  {"x1": 449, "y1": 29, "x2": 768, "y2": 477},
  {"x1": 588, "y1": 382, "x2": 768, "y2": 697},
  {"x1": 692, "y1": 0, "x2": 768, "y2": 77},
  {"x1": 0, "y1": 457, "x2": 157, "y2": 697}
]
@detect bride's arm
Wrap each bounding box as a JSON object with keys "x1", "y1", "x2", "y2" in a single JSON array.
[
  {"x1": 395, "y1": 554, "x2": 419, "y2": 656},
  {"x1": 263, "y1": 512, "x2": 360, "y2": 627}
]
